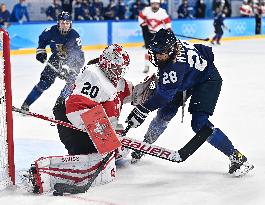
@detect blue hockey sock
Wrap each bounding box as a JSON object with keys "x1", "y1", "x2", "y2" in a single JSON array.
[
  {"x1": 143, "y1": 116, "x2": 169, "y2": 144},
  {"x1": 207, "y1": 128, "x2": 234, "y2": 156},
  {"x1": 23, "y1": 86, "x2": 43, "y2": 106}
]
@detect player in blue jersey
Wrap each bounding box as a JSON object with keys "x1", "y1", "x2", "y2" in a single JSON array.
[
  {"x1": 210, "y1": 6, "x2": 230, "y2": 45},
  {"x1": 21, "y1": 11, "x2": 85, "y2": 111},
  {"x1": 126, "y1": 28, "x2": 254, "y2": 177}
]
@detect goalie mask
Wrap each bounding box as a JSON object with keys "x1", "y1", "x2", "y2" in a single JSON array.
[
  {"x1": 149, "y1": 28, "x2": 177, "y2": 67},
  {"x1": 57, "y1": 11, "x2": 72, "y2": 35},
  {"x1": 99, "y1": 44, "x2": 130, "y2": 86}
]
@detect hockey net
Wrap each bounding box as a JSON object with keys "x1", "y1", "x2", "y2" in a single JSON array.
[{"x1": 0, "y1": 28, "x2": 15, "y2": 190}]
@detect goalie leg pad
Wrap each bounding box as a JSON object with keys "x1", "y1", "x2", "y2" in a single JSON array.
[{"x1": 31, "y1": 153, "x2": 116, "y2": 193}]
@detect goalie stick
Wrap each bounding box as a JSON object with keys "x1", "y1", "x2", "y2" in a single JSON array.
[
  {"x1": 175, "y1": 33, "x2": 209, "y2": 41},
  {"x1": 12, "y1": 106, "x2": 213, "y2": 162}
]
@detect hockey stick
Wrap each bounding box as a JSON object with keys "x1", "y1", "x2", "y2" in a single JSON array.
[
  {"x1": 46, "y1": 61, "x2": 78, "y2": 77},
  {"x1": 12, "y1": 106, "x2": 213, "y2": 162},
  {"x1": 175, "y1": 34, "x2": 209, "y2": 41}
]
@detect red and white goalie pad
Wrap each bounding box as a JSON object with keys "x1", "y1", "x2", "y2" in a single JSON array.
[{"x1": 33, "y1": 153, "x2": 116, "y2": 193}]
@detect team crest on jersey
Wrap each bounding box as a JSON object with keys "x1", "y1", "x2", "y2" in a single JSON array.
[
  {"x1": 94, "y1": 121, "x2": 108, "y2": 136},
  {"x1": 56, "y1": 44, "x2": 67, "y2": 59}
]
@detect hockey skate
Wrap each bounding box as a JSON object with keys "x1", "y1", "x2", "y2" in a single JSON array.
[
  {"x1": 20, "y1": 165, "x2": 40, "y2": 193},
  {"x1": 21, "y1": 102, "x2": 29, "y2": 112},
  {"x1": 131, "y1": 150, "x2": 145, "y2": 164},
  {"x1": 228, "y1": 149, "x2": 254, "y2": 177}
]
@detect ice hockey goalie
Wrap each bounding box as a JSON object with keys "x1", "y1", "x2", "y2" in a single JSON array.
[{"x1": 21, "y1": 44, "x2": 157, "y2": 194}]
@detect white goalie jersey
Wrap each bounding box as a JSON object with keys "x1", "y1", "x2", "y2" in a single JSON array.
[{"x1": 65, "y1": 64, "x2": 133, "y2": 131}]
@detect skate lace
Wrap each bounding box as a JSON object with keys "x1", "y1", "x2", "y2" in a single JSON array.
[{"x1": 229, "y1": 150, "x2": 245, "y2": 164}]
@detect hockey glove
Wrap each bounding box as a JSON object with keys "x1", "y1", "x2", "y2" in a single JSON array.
[
  {"x1": 126, "y1": 104, "x2": 150, "y2": 128},
  {"x1": 36, "y1": 48, "x2": 47, "y2": 63}
]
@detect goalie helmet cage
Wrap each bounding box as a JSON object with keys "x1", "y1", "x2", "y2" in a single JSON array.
[{"x1": 0, "y1": 28, "x2": 15, "y2": 190}]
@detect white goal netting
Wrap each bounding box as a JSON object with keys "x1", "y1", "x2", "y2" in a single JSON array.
[{"x1": 0, "y1": 29, "x2": 14, "y2": 190}]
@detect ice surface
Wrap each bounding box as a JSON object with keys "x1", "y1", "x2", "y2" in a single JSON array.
[{"x1": 2, "y1": 39, "x2": 265, "y2": 205}]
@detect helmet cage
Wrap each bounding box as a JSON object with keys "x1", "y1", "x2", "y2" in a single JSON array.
[{"x1": 99, "y1": 44, "x2": 130, "y2": 86}]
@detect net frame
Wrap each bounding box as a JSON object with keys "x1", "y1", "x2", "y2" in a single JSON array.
[{"x1": 0, "y1": 28, "x2": 15, "y2": 189}]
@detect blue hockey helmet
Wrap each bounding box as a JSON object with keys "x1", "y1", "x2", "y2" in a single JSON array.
[
  {"x1": 149, "y1": 28, "x2": 177, "y2": 66},
  {"x1": 57, "y1": 11, "x2": 72, "y2": 35}
]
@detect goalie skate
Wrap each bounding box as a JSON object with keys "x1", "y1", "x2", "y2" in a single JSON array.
[
  {"x1": 131, "y1": 150, "x2": 145, "y2": 164},
  {"x1": 20, "y1": 165, "x2": 40, "y2": 193},
  {"x1": 228, "y1": 149, "x2": 254, "y2": 177}
]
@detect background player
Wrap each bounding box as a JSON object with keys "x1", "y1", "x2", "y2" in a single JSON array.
[
  {"x1": 126, "y1": 29, "x2": 254, "y2": 177},
  {"x1": 21, "y1": 11, "x2": 85, "y2": 111},
  {"x1": 210, "y1": 6, "x2": 230, "y2": 45},
  {"x1": 138, "y1": 0, "x2": 171, "y2": 73}
]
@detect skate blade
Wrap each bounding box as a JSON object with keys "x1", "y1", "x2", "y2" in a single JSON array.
[{"x1": 233, "y1": 162, "x2": 254, "y2": 177}]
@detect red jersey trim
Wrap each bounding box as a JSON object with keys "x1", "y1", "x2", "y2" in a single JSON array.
[{"x1": 66, "y1": 95, "x2": 99, "y2": 114}]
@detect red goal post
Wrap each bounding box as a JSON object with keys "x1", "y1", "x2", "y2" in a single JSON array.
[{"x1": 0, "y1": 28, "x2": 15, "y2": 189}]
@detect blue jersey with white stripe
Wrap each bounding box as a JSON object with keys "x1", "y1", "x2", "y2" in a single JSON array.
[
  {"x1": 38, "y1": 25, "x2": 82, "y2": 56},
  {"x1": 214, "y1": 13, "x2": 225, "y2": 28},
  {"x1": 143, "y1": 40, "x2": 216, "y2": 111}
]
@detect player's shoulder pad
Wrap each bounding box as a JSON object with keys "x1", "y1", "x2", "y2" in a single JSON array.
[
  {"x1": 176, "y1": 39, "x2": 189, "y2": 48},
  {"x1": 77, "y1": 65, "x2": 116, "y2": 100},
  {"x1": 50, "y1": 25, "x2": 58, "y2": 31},
  {"x1": 43, "y1": 26, "x2": 52, "y2": 33},
  {"x1": 144, "y1": 6, "x2": 152, "y2": 13},
  {"x1": 194, "y1": 44, "x2": 214, "y2": 62},
  {"x1": 77, "y1": 64, "x2": 98, "y2": 83},
  {"x1": 70, "y1": 28, "x2": 81, "y2": 37}
]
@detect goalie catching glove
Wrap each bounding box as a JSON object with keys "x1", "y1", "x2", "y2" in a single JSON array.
[
  {"x1": 132, "y1": 73, "x2": 158, "y2": 105},
  {"x1": 126, "y1": 104, "x2": 150, "y2": 128}
]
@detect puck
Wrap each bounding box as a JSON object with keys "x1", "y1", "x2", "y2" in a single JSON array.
[{"x1": 53, "y1": 191, "x2": 63, "y2": 196}]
